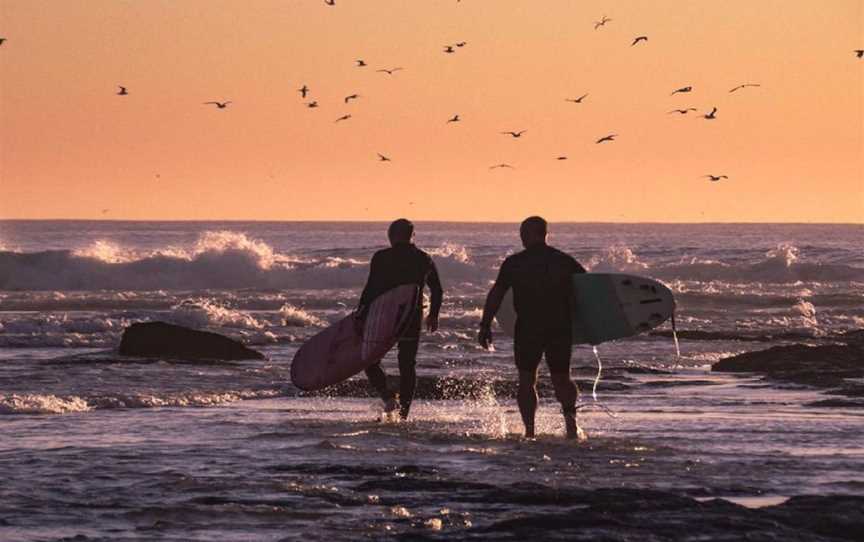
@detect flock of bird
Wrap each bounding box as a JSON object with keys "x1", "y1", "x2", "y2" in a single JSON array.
[{"x1": 1, "y1": 10, "x2": 861, "y2": 187}]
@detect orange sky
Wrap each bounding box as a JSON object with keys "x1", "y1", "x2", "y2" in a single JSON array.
[{"x1": 1, "y1": 0, "x2": 862, "y2": 222}]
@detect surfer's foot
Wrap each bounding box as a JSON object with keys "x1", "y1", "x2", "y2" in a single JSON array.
[
  {"x1": 377, "y1": 395, "x2": 399, "y2": 422},
  {"x1": 564, "y1": 414, "x2": 587, "y2": 441}
]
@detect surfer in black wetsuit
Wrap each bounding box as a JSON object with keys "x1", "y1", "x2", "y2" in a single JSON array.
[
  {"x1": 359, "y1": 219, "x2": 443, "y2": 420},
  {"x1": 478, "y1": 216, "x2": 586, "y2": 439}
]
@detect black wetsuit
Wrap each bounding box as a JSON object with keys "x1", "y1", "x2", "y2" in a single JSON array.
[
  {"x1": 359, "y1": 243, "x2": 443, "y2": 418},
  {"x1": 492, "y1": 244, "x2": 586, "y2": 373}
]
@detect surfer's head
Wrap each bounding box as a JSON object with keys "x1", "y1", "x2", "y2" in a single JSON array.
[
  {"x1": 388, "y1": 218, "x2": 415, "y2": 246},
  {"x1": 519, "y1": 216, "x2": 547, "y2": 248}
]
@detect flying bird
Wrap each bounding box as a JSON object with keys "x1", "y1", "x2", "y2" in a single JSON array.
[
  {"x1": 489, "y1": 163, "x2": 515, "y2": 170},
  {"x1": 117, "y1": 86, "x2": 128, "y2": 96},
  {"x1": 377, "y1": 153, "x2": 391, "y2": 162},
  {"x1": 671, "y1": 86, "x2": 692, "y2": 96},
  {"x1": 556, "y1": 156, "x2": 568, "y2": 160},
  {"x1": 596, "y1": 134, "x2": 617, "y2": 144},
  {"x1": 668, "y1": 108, "x2": 697, "y2": 115},
  {"x1": 631, "y1": 36, "x2": 648, "y2": 46},
  {"x1": 447, "y1": 114, "x2": 460, "y2": 123},
  {"x1": 856, "y1": 50, "x2": 864, "y2": 58},
  {"x1": 501, "y1": 130, "x2": 526, "y2": 138},
  {"x1": 335, "y1": 114, "x2": 351, "y2": 122},
  {"x1": 306, "y1": 101, "x2": 319, "y2": 108},
  {"x1": 566, "y1": 93, "x2": 588, "y2": 103},
  {"x1": 377, "y1": 67, "x2": 403, "y2": 75},
  {"x1": 298, "y1": 85, "x2": 309, "y2": 98},
  {"x1": 101, "y1": 208, "x2": 109, "y2": 214},
  {"x1": 594, "y1": 15, "x2": 611, "y2": 30},
  {"x1": 0, "y1": 38, "x2": 6, "y2": 46},
  {"x1": 455, "y1": 41, "x2": 467, "y2": 47},
  {"x1": 704, "y1": 175, "x2": 728, "y2": 182},
  {"x1": 729, "y1": 83, "x2": 761, "y2": 93},
  {"x1": 703, "y1": 107, "x2": 717, "y2": 119},
  {"x1": 204, "y1": 101, "x2": 231, "y2": 109},
  {"x1": 444, "y1": 45, "x2": 455, "y2": 53},
  {"x1": 344, "y1": 94, "x2": 359, "y2": 103},
  {"x1": 324, "y1": 0, "x2": 335, "y2": 5},
  {"x1": 356, "y1": 59, "x2": 367, "y2": 67}
]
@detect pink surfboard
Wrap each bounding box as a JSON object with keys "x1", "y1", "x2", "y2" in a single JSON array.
[{"x1": 290, "y1": 284, "x2": 420, "y2": 391}]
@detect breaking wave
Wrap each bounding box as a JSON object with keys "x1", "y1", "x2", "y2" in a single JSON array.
[{"x1": 1, "y1": 233, "x2": 862, "y2": 292}]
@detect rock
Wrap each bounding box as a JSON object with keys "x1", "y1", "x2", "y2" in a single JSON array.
[
  {"x1": 712, "y1": 342, "x2": 864, "y2": 399},
  {"x1": 118, "y1": 321, "x2": 264, "y2": 361}
]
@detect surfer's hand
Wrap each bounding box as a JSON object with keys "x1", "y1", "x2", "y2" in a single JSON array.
[
  {"x1": 478, "y1": 324, "x2": 493, "y2": 349},
  {"x1": 426, "y1": 314, "x2": 439, "y2": 333}
]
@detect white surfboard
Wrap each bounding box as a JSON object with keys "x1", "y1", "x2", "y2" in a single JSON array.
[{"x1": 495, "y1": 273, "x2": 675, "y2": 345}]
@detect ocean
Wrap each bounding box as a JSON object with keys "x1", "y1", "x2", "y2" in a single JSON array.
[{"x1": 1, "y1": 221, "x2": 862, "y2": 540}]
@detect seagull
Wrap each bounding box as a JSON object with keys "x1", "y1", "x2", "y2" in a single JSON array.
[
  {"x1": 444, "y1": 45, "x2": 455, "y2": 53},
  {"x1": 501, "y1": 130, "x2": 526, "y2": 138},
  {"x1": 703, "y1": 107, "x2": 717, "y2": 120},
  {"x1": 631, "y1": 36, "x2": 648, "y2": 46},
  {"x1": 0, "y1": 38, "x2": 6, "y2": 46},
  {"x1": 335, "y1": 114, "x2": 351, "y2": 122},
  {"x1": 556, "y1": 156, "x2": 568, "y2": 160},
  {"x1": 356, "y1": 59, "x2": 367, "y2": 67},
  {"x1": 489, "y1": 163, "x2": 515, "y2": 170},
  {"x1": 324, "y1": 0, "x2": 335, "y2": 5},
  {"x1": 377, "y1": 67, "x2": 403, "y2": 75},
  {"x1": 856, "y1": 50, "x2": 864, "y2": 58},
  {"x1": 594, "y1": 15, "x2": 611, "y2": 30},
  {"x1": 204, "y1": 101, "x2": 231, "y2": 109},
  {"x1": 306, "y1": 101, "x2": 319, "y2": 108},
  {"x1": 117, "y1": 86, "x2": 128, "y2": 96},
  {"x1": 298, "y1": 85, "x2": 309, "y2": 98},
  {"x1": 671, "y1": 86, "x2": 692, "y2": 96},
  {"x1": 729, "y1": 83, "x2": 761, "y2": 93},
  {"x1": 704, "y1": 175, "x2": 728, "y2": 182},
  {"x1": 377, "y1": 153, "x2": 391, "y2": 162},
  {"x1": 101, "y1": 208, "x2": 109, "y2": 214},
  {"x1": 566, "y1": 93, "x2": 588, "y2": 103},
  {"x1": 596, "y1": 134, "x2": 617, "y2": 144},
  {"x1": 668, "y1": 108, "x2": 697, "y2": 115},
  {"x1": 344, "y1": 94, "x2": 359, "y2": 103},
  {"x1": 455, "y1": 41, "x2": 467, "y2": 47},
  {"x1": 447, "y1": 114, "x2": 460, "y2": 123}
]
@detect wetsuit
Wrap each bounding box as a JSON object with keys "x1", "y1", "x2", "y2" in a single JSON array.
[
  {"x1": 359, "y1": 243, "x2": 443, "y2": 418},
  {"x1": 492, "y1": 244, "x2": 586, "y2": 373}
]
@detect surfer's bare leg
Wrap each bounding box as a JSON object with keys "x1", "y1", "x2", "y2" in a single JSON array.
[
  {"x1": 517, "y1": 369, "x2": 539, "y2": 438},
  {"x1": 397, "y1": 338, "x2": 418, "y2": 419},
  {"x1": 550, "y1": 371, "x2": 580, "y2": 439},
  {"x1": 547, "y1": 339, "x2": 579, "y2": 439}
]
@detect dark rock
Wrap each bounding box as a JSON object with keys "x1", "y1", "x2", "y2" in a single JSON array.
[
  {"x1": 118, "y1": 321, "x2": 264, "y2": 361},
  {"x1": 712, "y1": 342, "x2": 864, "y2": 402}
]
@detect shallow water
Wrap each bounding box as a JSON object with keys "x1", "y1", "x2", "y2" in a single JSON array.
[{"x1": 1, "y1": 221, "x2": 863, "y2": 539}]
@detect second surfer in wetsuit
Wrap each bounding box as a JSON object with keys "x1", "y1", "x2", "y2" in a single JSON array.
[
  {"x1": 478, "y1": 216, "x2": 586, "y2": 439},
  {"x1": 359, "y1": 219, "x2": 443, "y2": 420}
]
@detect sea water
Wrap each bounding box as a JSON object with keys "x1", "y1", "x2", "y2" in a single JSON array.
[{"x1": 1, "y1": 221, "x2": 862, "y2": 540}]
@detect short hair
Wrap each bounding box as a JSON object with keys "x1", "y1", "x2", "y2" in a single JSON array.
[
  {"x1": 388, "y1": 218, "x2": 414, "y2": 243},
  {"x1": 520, "y1": 216, "x2": 547, "y2": 238}
]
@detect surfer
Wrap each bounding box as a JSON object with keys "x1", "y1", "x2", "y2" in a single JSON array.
[
  {"x1": 478, "y1": 217, "x2": 587, "y2": 439},
  {"x1": 359, "y1": 219, "x2": 443, "y2": 420}
]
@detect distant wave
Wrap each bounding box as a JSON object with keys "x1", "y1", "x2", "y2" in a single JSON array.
[
  {"x1": 0, "y1": 389, "x2": 284, "y2": 415},
  {"x1": 1, "y1": 232, "x2": 862, "y2": 291}
]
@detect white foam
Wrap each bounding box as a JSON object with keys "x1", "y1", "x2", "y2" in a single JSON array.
[{"x1": 0, "y1": 394, "x2": 91, "y2": 414}]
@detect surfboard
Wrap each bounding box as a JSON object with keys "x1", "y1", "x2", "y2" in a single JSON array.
[
  {"x1": 495, "y1": 273, "x2": 675, "y2": 345},
  {"x1": 291, "y1": 284, "x2": 420, "y2": 391}
]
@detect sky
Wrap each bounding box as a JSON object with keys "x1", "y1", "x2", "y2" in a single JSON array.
[{"x1": 0, "y1": 0, "x2": 862, "y2": 222}]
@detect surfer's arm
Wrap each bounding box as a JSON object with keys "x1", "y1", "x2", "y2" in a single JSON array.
[{"x1": 426, "y1": 260, "x2": 443, "y2": 318}]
